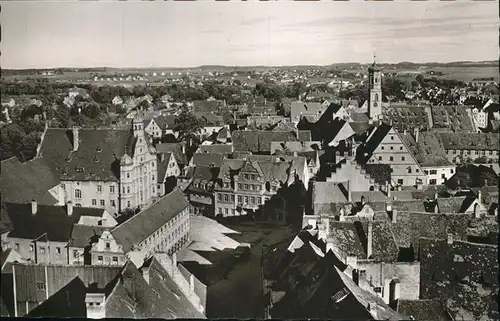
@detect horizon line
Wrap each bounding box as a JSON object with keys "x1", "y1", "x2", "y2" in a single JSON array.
[{"x1": 3, "y1": 60, "x2": 498, "y2": 71}]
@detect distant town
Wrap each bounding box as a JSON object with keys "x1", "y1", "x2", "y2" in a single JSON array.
[{"x1": 0, "y1": 59, "x2": 498, "y2": 320}]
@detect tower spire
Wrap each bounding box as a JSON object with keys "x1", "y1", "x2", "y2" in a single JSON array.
[{"x1": 373, "y1": 52, "x2": 376, "y2": 66}]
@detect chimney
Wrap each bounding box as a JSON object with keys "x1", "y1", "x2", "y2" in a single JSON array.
[
  {"x1": 474, "y1": 204, "x2": 481, "y2": 219},
  {"x1": 386, "y1": 201, "x2": 392, "y2": 212},
  {"x1": 293, "y1": 151, "x2": 298, "y2": 157},
  {"x1": 367, "y1": 222, "x2": 373, "y2": 259},
  {"x1": 85, "y1": 293, "x2": 106, "y2": 319},
  {"x1": 67, "y1": 201, "x2": 74, "y2": 216},
  {"x1": 447, "y1": 233, "x2": 453, "y2": 245},
  {"x1": 72, "y1": 126, "x2": 79, "y2": 151},
  {"x1": 414, "y1": 128, "x2": 419, "y2": 143},
  {"x1": 392, "y1": 209, "x2": 397, "y2": 223},
  {"x1": 368, "y1": 302, "x2": 378, "y2": 319},
  {"x1": 181, "y1": 143, "x2": 186, "y2": 155},
  {"x1": 434, "y1": 192, "x2": 438, "y2": 200},
  {"x1": 172, "y1": 253, "x2": 177, "y2": 273},
  {"x1": 389, "y1": 279, "x2": 401, "y2": 305},
  {"x1": 142, "y1": 267, "x2": 150, "y2": 284},
  {"x1": 189, "y1": 273, "x2": 195, "y2": 293},
  {"x1": 383, "y1": 278, "x2": 391, "y2": 304},
  {"x1": 484, "y1": 179, "x2": 488, "y2": 186},
  {"x1": 434, "y1": 200, "x2": 439, "y2": 214},
  {"x1": 477, "y1": 190, "x2": 482, "y2": 203},
  {"x1": 361, "y1": 195, "x2": 366, "y2": 206},
  {"x1": 386, "y1": 181, "x2": 391, "y2": 197},
  {"x1": 347, "y1": 181, "x2": 352, "y2": 202},
  {"x1": 31, "y1": 199, "x2": 38, "y2": 215}
]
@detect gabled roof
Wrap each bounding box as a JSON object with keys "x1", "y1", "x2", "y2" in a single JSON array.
[
  {"x1": 152, "y1": 115, "x2": 176, "y2": 130},
  {"x1": 196, "y1": 144, "x2": 233, "y2": 155},
  {"x1": 419, "y1": 238, "x2": 498, "y2": 321},
  {"x1": 105, "y1": 259, "x2": 205, "y2": 318},
  {"x1": 438, "y1": 132, "x2": 499, "y2": 151},
  {"x1": 187, "y1": 166, "x2": 219, "y2": 193},
  {"x1": 4, "y1": 202, "x2": 105, "y2": 242},
  {"x1": 357, "y1": 123, "x2": 392, "y2": 164},
  {"x1": 157, "y1": 152, "x2": 172, "y2": 183},
  {"x1": 0, "y1": 157, "x2": 60, "y2": 205},
  {"x1": 155, "y1": 143, "x2": 187, "y2": 165},
  {"x1": 400, "y1": 131, "x2": 452, "y2": 167},
  {"x1": 38, "y1": 128, "x2": 134, "y2": 181},
  {"x1": 232, "y1": 130, "x2": 312, "y2": 153},
  {"x1": 191, "y1": 153, "x2": 225, "y2": 168},
  {"x1": 68, "y1": 225, "x2": 110, "y2": 248},
  {"x1": 397, "y1": 299, "x2": 452, "y2": 321},
  {"x1": 112, "y1": 188, "x2": 189, "y2": 252}
]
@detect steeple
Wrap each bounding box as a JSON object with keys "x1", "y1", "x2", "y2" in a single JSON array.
[{"x1": 368, "y1": 52, "x2": 382, "y2": 120}]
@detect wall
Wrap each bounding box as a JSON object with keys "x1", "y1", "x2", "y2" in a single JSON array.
[
  {"x1": 423, "y1": 165, "x2": 456, "y2": 185},
  {"x1": 76, "y1": 210, "x2": 117, "y2": 227},
  {"x1": 119, "y1": 130, "x2": 158, "y2": 210},
  {"x1": 327, "y1": 158, "x2": 374, "y2": 191},
  {"x1": 91, "y1": 231, "x2": 127, "y2": 266},
  {"x1": 445, "y1": 149, "x2": 499, "y2": 164},
  {"x1": 61, "y1": 180, "x2": 120, "y2": 215},
  {"x1": 6, "y1": 238, "x2": 69, "y2": 265}
]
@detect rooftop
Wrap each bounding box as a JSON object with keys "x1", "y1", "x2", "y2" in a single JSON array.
[
  {"x1": 438, "y1": 132, "x2": 499, "y2": 151},
  {"x1": 232, "y1": 130, "x2": 312, "y2": 154},
  {"x1": 400, "y1": 131, "x2": 452, "y2": 167},
  {"x1": 111, "y1": 188, "x2": 189, "y2": 252}
]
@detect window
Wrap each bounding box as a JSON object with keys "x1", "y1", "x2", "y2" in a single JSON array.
[
  {"x1": 224, "y1": 194, "x2": 229, "y2": 202},
  {"x1": 390, "y1": 136, "x2": 394, "y2": 140},
  {"x1": 231, "y1": 209, "x2": 235, "y2": 215},
  {"x1": 244, "y1": 174, "x2": 249, "y2": 180},
  {"x1": 152, "y1": 187, "x2": 155, "y2": 194},
  {"x1": 127, "y1": 201, "x2": 131, "y2": 208},
  {"x1": 390, "y1": 146, "x2": 394, "y2": 150},
  {"x1": 92, "y1": 199, "x2": 97, "y2": 206},
  {"x1": 224, "y1": 208, "x2": 228, "y2": 215},
  {"x1": 430, "y1": 170, "x2": 437, "y2": 175},
  {"x1": 381, "y1": 146, "x2": 384, "y2": 150},
  {"x1": 127, "y1": 187, "x2": 130, "y2": 193},
  {"x1": 97, "y1": 185, "x2": 102, "y2": 192},
  {"x1": 244, "y1": 196, "x2": 248, "y2": 204},
  {"x1": 453, "y1": 150, "x2": 457, "y2": 154},
  {"x1": 218, "y1": 194, "x2": 222, "y2": 201},
  {"x1": 424, "y1": 170, "x2": 429, "y2": 175},
  {"x1": 15, "y1": 243, "x2": 20, "y2": 251},
  {"x1": 106, "y1": 242, "x2": 111, "y2": 250},
  {"x1": 441, "y1": 174, "x2": 446, "y2": 179},
  {"x1": 98, "y1": 256, "x2": 103, "y2": 264},
  {"x1": 37, "y1": 283, "x2": 46, "y2": 291},
  {"x1": 407, "y1": 167, "x2": 412, "y2": 174},
  {"x1": 237, "y1": 195, "x2": 242, "y2": 203},
  {"x1": 389, "y1": 156, "x2": 394, "y2": 161},
  {"x1": 56, "y1": 247, "x2": 61, "y2": 254},
  {"x1": 219, "y1": 208, "x2": 222, "y2": 214},
  {"x1": 378, "y1": 156, "x2": 382, "y2": 161},
  {"x1": 238, "y1": 183, "x2": 242, "y2": 189},
  {"x1": 401, "y1": 156, "x2": 405, "y2": 161},
  {"x1": 110, "y1": 186, "x2": 115, "y2": 193},
  {"x1": 416, "y1": 169, "x2": 419, "y2": 173},
  {"x1": 127, "y1": 173, "x2": 130, "y2": 178},
  {"x1": 61, "y1": 183, "x2": 65, "y2": 190},
  {"x1": 244, "y1": 184, "x2": 248, "y2": 190},
  {"x1": 73, "y1": 250, "x2": 79, "y2": 257},
  {"x1": 489, "y1": 151, "x2": 493, "y2": 155},
  {"x1": 231, "y1": 195, "x2": 235, "y2": 202},
  {"x1": 450, "y1": 169, "x2": 454, "y2": 174},
  {"x1": 400, "y1": 146, "x2": 403, "y2": 151},
  {"x1": 151, "y1": 161, "x2": 155, "y2": 167},
  {"x1": 75, "y1": 189, "x2": 82, "y2": 199},
  {"x1": 75, "y1": 203, "x2": 82, "y2": 207},
  {"x1": 122, "y1": 187, "x2": 126, "y2": 194},
  {"x1": 429, "y1": 179, "x2": 437, "y2": 185},
  {"x1": 250, "y1": 197, "x2": 255, "y2": 204},
  {"x1": 111, "y1": 200, "x2": 116, "y2": 207},
  {"x1": 397, "y1": 179, "x2": 404, "y2": 185},
  {"x1": 100, "y1": 200, "x2": 105, "y2": 206},
  {"x1": 40, "y1": 247, "x2": 45, "y2": 254}
]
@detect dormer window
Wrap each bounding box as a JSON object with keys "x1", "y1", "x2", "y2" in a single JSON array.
[{"x1": 96, "y1": 147, "x2": 102, "y2": 152}]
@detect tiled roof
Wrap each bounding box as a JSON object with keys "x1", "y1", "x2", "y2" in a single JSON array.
[
  {"x1": 4, "y1": 202, "x2": 104, "y2": 242},
  {"x1": 0, "y1": 203, "x2": 12, "y2": 234},
  {"x1": 105, "y1": 259, "x2": 205, "y2": 318},
  {"x1": 187, "y1": 166, "x2": 219, "y2": 193},
  {"x1": 270, "y1": 141, "x2": 320, "y2": 154},
  {"x1": 290, "y1": 101, "x2": 325, "y2": 121},
  {"x1": 196, "y1": 144, "x2": 233, "y2": 155},
  {"x1": 155, "y1": 143, "x2": 187, "y2": 165},
  {"x1": 382, "y1": 106, "x2": 431, "y2": 131},
  {"x1": 436, "y1": 197, "x2": 473, "y2": 214},
  {"x1": 397, "y1": 299, "x2": 452, "y2": 321},
  {"x1": 328, "y1": 221, "x2": 366, "y2": 258},
  {"x1": 313, "y1": 182, "x2": 348, "y2": 213},
  {"x1": 194, "y1": 111, "x2": 224, "y2": 126},
  {"x1": 149, "y1": 115, "x2": 176, "y2": 130},
  {"x1": 232, "y1": 130, "x2": 312, "y2": 153},
  {"x1": 112, "y1": 188, "x2": 189, "y2": 252},
  {"x1": 191, "y1": 153, "x2": 225, "y2": 168},
  {"x1": 350, "y1": 112, "x2": 369, "y2": 123},
  {"x1": 38, "y1": 128, "x2": 134, "y2": 181},
  {"x1": 419, "y1": 238, "x2": 498, "y2": 321},
  {"x1": 389, "y1": 212, "x2": 471, "y2": 258},
  {"x1": 437, "y1": 132, "x2": 499, "y2": 151},
  {"x1": 68, "y1": 225, "x2": 109, "y2": 248},
  {"x1": 360, "y1": 221, "x2": 399, "y2": 261},
  {"x1": 0, "y1": 157, "x2": 60, "y2": 205},
  {"x1": 400, "y1": 132, "x2": 452, "y2": 167},
  {"x1": 431, "y1": 106, "x2": 474, "y2": 132}
]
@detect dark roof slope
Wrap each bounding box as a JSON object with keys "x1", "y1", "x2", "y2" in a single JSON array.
[
  {"x1": 0, "y1": 157, "x2": 59, "y2": 205},
  {"x1": 38, "y1": 128, "x2": 134, "y2": 181},
  {"x1": 191, "y1": 153, "x2": 225, "y2": 168},
  {"x1": 356, "y1": 123, "x2": 392, "y2": 164},
  {"x1": 5, "y1": 203, "x2": 104, "y2": 242},
  {"x1": 196, "y1": 144, "x2": 233, "y2": 154},
  {"x1": 397, "y1": 299, "x2": 452, "y2": 321},
  {"x1": 400, "y1": 131, "x2": 452, "y2": 167},
  {"x1": 232, "y1": 130, "x2": 311, "y2": 153},
  {"x1": 438, "y1": 132, "x2": 499, "y2": 151},
  {"x1": 419, "y1": 238, "x2": 498, "y2": 321},
  {"x1": 112, "y1": 188, "x2": 189, "y2": 252},
  {"x1": 155, "y1": 143, "x2": 187, "y2": 165}
]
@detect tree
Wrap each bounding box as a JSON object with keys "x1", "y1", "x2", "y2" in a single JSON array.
[
  {"x1": 173, "y1": 108, "x2": 202, "y2": 146},
  {"x1": 20, "y1": 132, "x2": 40, "y2": 162},
  {"x1": 0, "y1": 124, "x2": 26, "y2": 161}
]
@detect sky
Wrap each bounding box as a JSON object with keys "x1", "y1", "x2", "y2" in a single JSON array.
[{"x1": 1, "y1": 1, "x2": 498, "y2": 69}]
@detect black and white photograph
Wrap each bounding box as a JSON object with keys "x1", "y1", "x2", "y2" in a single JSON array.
[{"x1": 0, "y1": 1, "x2": 498, "y2": 320}]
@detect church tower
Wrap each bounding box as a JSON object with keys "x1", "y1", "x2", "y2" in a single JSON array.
[{"x1": 368, "y1": 54, "x2": 382, "y2": 121}]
